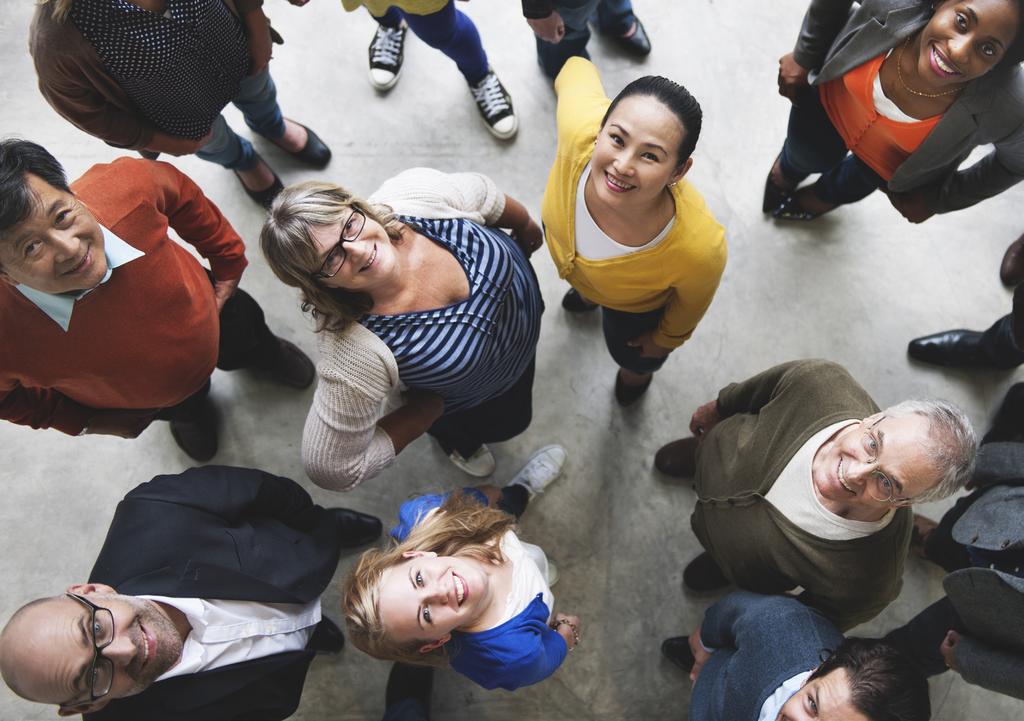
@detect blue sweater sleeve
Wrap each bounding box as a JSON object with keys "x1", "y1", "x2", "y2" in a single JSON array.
[{"x1": 390, "y1": 488, "x2": 488, "y2": 541}]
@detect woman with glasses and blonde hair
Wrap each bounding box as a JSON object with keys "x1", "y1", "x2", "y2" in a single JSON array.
[
  {"x1": 260, "y1": 168, "x2": 547, "y2": 489},
  {"x1": 341, "y1": 463, "x2": 580, "y2": 691}
]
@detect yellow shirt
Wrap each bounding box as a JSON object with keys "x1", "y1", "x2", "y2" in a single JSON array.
[
  {"x1": 341, "y1": 0, "x2": 448, "y2": 16},
  {"x1": 541, "y1": 58, "x2": 727, "y2": 349}
]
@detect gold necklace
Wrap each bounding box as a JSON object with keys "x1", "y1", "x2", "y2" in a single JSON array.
[{"x1": 896, "y1": 36, "x2": 965, "y2": 98}]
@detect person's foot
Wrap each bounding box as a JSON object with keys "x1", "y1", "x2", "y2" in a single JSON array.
[
  {"x1": 983, "y1": 381, "x2": 1024, "y2": 444},
  {"x1": 506, "y1": 444, "x2": 567, "y2": 497},
  {"x1": 654, "y1": 437, "x2": 699, "y2": 478},
  {"x1": 368, "y1": 22, "x2": 407, "y2": 91},
  {"x1": 169, "y1": 396, "x2": 219, "y2": 461},
  {"x1": 907, "y1": 329, "x2": 987, "y2": 368},
  {"x1": 683, "y1": 552, "x2": 729, "y2": 592},
  {"x1": 561, "y1": 288, "x2": 599, "y2": 313},
  {"x1": 763, "y1": 153, "x2": 794, "y2": 213},
  {"x1": 910, "y1": 514, "x2": 937, "y2": 560},
  {"x1": 328, "y1": 508, "x2": 383, "y2": 547},
  {"x1": 256, "y1": 338, "x2": 315, "y2": 389},
  {"x1": 1000, "y1": 232, "x2": 1024, "y2": 287},
  {"x1": 661, "y1": 636, "x2": 696, "y2": 672},
  {"x1": 469, "y1": 69, "x2": 518, "y2": 140},
  {"x1": 308, "y1": 617, "x2": 346, "y2": 655},
  {"x1": 234, "y1": 156, "x2": 283, "y2": 209},
  {"x1": 448, "y1": 444, "x2": 496, "y2": 477},
  {"x1": 614, "y1": 368, "x2": 652, "y2": 406},
  {"x1": 385, "y1": 663, "x2": 433, "y2": 717},
  {"x1": 270, "y1": 120, "x2": 331, "y2": 168},
  {"x1": 604, "y1": 18, "x2": 652, "y2": 57},
  {"x1": 772, "y1": 185, "x2": 836, "y2": 221}
]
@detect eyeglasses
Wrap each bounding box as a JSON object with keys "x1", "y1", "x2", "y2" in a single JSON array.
[
  {"x1": 313, "y1": 209, "x2": 366, "y2": 280},
  {"x1": 860, "y1": 417, "x2": 911, "y2": 505},
  {"x1": 63, "y1": 592, "x2": 115, "y2": 704}
]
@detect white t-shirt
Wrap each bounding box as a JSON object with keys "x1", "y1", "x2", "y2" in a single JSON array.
[
  {"x1": 495, "y1": 531, "x2": 555, "y2": 625},
  {"x1": 874, "y1": 53, "x2": 919, "y2": 123},
  {"x1": 574, "y1": 163, "x2": 673, "y2": 260}
]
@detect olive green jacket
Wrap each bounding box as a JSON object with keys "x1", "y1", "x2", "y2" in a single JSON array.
[{"x1": 691, "y1": 360, "x2": 911, "y2": 631}]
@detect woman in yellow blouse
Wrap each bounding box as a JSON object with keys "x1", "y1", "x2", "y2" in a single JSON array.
[{"x1": 542, "y1": 58, "x2": 727, "y2": 405}]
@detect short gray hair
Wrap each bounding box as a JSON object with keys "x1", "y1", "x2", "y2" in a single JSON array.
[{"x1": 881, "y1": 399, "x2": 977, "y2": 503}]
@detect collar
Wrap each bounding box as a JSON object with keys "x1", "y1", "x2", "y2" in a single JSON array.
[{"x1": 14, "y1": 226, "x2": 145, "y2": 332}]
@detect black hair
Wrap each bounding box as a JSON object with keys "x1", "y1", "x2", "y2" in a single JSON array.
[
  {"x1": 0, "y1": 138, "x2": 70, "y2": 238},
  {"x1": 600, "y1": 76, "x2": 703, "y2": 166},
  {"x1": 810, "y1": 638, "x2": 931, "y2": 721}
]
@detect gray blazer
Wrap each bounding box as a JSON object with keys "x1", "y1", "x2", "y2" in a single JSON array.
[
  {"x1": 943, "y1": 443, "x2": 1024, "y2": 700},
  {"x1": 792, "y1": 0, "x2": 1024, "y2": 212}
]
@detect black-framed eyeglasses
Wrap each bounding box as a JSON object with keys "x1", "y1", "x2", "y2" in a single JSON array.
[
  {"x1": 313, "y1": 209, "x2": 366, "y2": 280},
  {"x1": 63, "y1": 592, "x2": 115, "y2": 704}
]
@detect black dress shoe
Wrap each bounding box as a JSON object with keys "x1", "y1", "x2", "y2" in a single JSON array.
[
  {"x1": 234, "y1": 157, "x2": 283, "y2": 210},
  {"x1": 683, "y1": 552, "x2": 729, "y2": 592},
  {"x1": 762, "y1": 154, "x2": 790, "y2": 214},
  {"x1": 614, "y1": 369, "x2": 652, "y2": 406},
  {"x1": 258, "y1": 338, "x2": 315, "y2": 389},
  {"x1": 907, "y1": 330, "x2": 987, "y2": 368},
  {"x1": 168, "y1": 396, "x2": 219, "y2": 461},
  {"x1": 604, "y1": 17, "x2": 652, "y2": 57},
  {"x1": 277, "y1": 122, "x2": 332, "y2": 168},
  {"x1": 385, "y1": 663, "x2": 434, "y2": 717},
  {"x1": 654, "y1": 437, "x2": 698, "y2": 478},
  {"x1": 329, "y1": 508, "x2": 383, "y2": 548},
  {"x1": 308, "y1": 617, "x2": 345, "y2": 655},
  {"x1": 562, "y1": 288, "x2": 599, "y2": 313},
  {"x1": 661, "y1": 636, "x2": 696, "y2": 672}
]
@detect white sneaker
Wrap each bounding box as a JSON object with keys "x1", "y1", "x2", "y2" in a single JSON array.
[
  {"x1": 505, "y1": 444, "x2": 567, "y2": 497},
  {"x1": 368, "y1": 22, "x2": 406, "y2": 91},
  {"x1": 469, "y1": 68, "x2": 518, "y2": 140},
  {"x1": 448, "y1": 444, "x2": 496, "y2": 477},
  {"x1": 546, "y1": 561, "x2": 559, "y2": 587}
]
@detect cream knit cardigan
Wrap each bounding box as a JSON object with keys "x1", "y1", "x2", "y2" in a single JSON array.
[{"x1": 302, "y1": 168, "x2": 507, "y2": 490}]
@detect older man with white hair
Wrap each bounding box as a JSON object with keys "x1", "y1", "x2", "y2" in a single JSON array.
[{"x1": 655, "y1": 359, "x2": 976, "y2": 632}]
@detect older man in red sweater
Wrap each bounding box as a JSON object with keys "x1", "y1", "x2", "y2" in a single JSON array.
[{"x1": 0, "y1": 139, "x2": 312, "y2": 459}]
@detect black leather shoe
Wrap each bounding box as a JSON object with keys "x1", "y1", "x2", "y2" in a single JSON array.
[
  {"x1": 276, "y1": 122, "x2": 332, "y2": 168},
  {"x1": 683, "y1": 552, "x2": 729, "y2": 592},
  {"x1": 604, "y1": 17, "x2": 652, "y2": 57},
  {"x1": 329, "y1": 508, "x2": 383, "y2": 548},
  {"x1": 308, "y1": 617, "x2": 345, "y2": 655},
  {"x1": 654, "y1": 437, "x2": 698, "y2": 478},
  {"x1": 661, "y1": 636, "x2": 696, "y2": 672},
  {"x1": 614, "y1": 369, "x2": 652, "y2": 406},
  {"x1": 234, "y1": 158, "x2": 283, "y2": 210},
  {"x1": 562, "y1": 288, "x2": 599, "y2": 313},
  {"x1": 385, "y1": 663, "x2": 434, "y2": 716},
  {"x1": 168, "y1": 396, "x2": 219, "y2": 462},
  {"x1": 907, "y1": 330, "x2": 987, "y2": 368},
  {"x1": 259, "y1": 338, "x2": 315, "y2": 389}
]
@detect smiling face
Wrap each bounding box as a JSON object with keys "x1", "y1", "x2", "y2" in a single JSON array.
[
  {"x1": 916, "y1": 0, "x2": 1021, "y2": 87},
  {"x1": 776, "y1": 669, "x2": 870, "y2": 721},
  {"x1": 376, "y1": 551, "x2": 495, "y2": 654},
  {"x1": 307, "y1": 209, "x2": 400, "y2": 296},
  {"x1": 811, "y1": 413, "x2": 940, "y2": 516},
  {"x1": 0, "y1": 174, "x2": 108, "y2": 294},
  {"x1": 589, "y1": 95, "x2": 691, "y2": 209},
  {"x1": 0, "y1": 584, "x2": 184, "y2": 716}
]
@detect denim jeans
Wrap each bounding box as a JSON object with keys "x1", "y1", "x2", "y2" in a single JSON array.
[
  {"x1": 196, "y1": 68, "x2": 286, "y2": 171},
  {"x1": 778, "y1": 85, "x2": 887, "y2": 206},
  {"x1": 535, "y1": 0, "x2": 637, "y2": 79},
  {"x1": 376, "y1": 1, "x2": 488, "y2": 84}
]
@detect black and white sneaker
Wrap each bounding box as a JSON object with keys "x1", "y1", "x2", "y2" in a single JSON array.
[
  {"x1": 368, "y1": 22, "x2": 406, "y2": 91},
  {"x1": 469, "y1": 68, "x2": 518, "y2": 140}
]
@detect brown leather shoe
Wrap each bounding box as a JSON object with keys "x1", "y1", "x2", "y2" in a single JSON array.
[
  {"x1": 1000, "y1": 233, "x2": 1024, "y2": 287},
  {"x1": 654, "y1": 437, "x2": 699, "y2": 477}
]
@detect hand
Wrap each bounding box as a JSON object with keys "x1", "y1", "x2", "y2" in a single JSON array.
[
  {"x1": 511, "y1": 218, "x2": 544, "y2": 257},
  {"x1": 84, "y1": 409, "x2": 158, "y2": 438},
  {"x1": 689, "y1": 399, "x2": 721, "y2": 438},
  {"x1": 244, "y1": 9, "x2": 273, "y2": 76},
  {"x1": 626, "y1": 331, "x2": 672, "y2": 359},
  {"x1": 212, "y1": 278, "x2": 240, "y2": 313},
  {"x1": 688, "y1": 625, "x2": 712, "y2": 683},
  {"x1": 887, "y1": 190, "x2": 935, "y2": 224},
  {"x1": 552, "y1": 613, "x2": 581, "y2": 651},
  {"x1": 778, "y1": 52, "x2": 810, "y2": 103},
  {"x1": 939, "y1": 630, "x2": 961, "y2": 673},
  {"x1": 145, "y1": 129, "x2": 213, "y2": 157},
  {"x1": 528, "y1": 12, "x2": 566, "y2": 43}
]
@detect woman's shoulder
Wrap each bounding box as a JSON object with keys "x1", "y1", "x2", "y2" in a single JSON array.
[{"x1": 662, "y1": 182, "x2": 727, "y2": 260}]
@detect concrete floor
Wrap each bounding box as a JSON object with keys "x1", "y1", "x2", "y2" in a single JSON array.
[{"x1": 2, "y1": 0, "x2": 1023, "y2": 719}]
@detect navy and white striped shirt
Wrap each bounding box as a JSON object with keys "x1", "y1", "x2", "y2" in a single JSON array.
[{"x1": 361, "y1": 217, "x2": 542, "y2": 414}]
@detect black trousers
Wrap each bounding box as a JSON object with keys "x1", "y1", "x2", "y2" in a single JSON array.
[
  {"x1": 979, "y1": 313, "x2": 1024, "y2": 369},
  {"x1": 883, "y1": 596, "x2": 965, "y2": 678},
  {"x1": 156, "y1": 284, "x2": 279, "y2": 422},
  {"x1": 427, "y1": 358, "x2": 536, "y2": 458}
]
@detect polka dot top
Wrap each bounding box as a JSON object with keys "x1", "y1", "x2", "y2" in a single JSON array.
[{"x1": 69, "y1": 0, "x2": 250, "y2": 140}]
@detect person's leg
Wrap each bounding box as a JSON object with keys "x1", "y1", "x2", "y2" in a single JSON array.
[
  {"x1": 978, "y1": 313, "x2": 1024, "y2": 368},
  {"x1": 232, "y1": 68, "x2": 287, "y2": 142},
  {"x1": 601, "y1": 305, "x2": 667, "y2": 404},
  {"x1": 382, "y1": 663, "x2": 432, "y2": 721},
  {"x1": 195, "y1": 114, "x2": 259, "y2": 171},
  {"x1": 810, "y1": 153, "x2": 885, "y2": 207},
  {"x1": 155, "y1": 378, "x2": 219, "y2": 461},
  {"x1": 923, "y1": 488, "x2": 991, "y2": 572},
  {"x1": 403, "y1": 2, "x2": 489, "y2": 84},
  {"x1": 883, "y1": 596, "x2": 965, "y2": 678},
  {"x1": 776, "y1": 85, "x2": 850, "y2": 187},
  {"x1": 536, "y1": 0, "x2": 600, "y2": 80},
  {"x1": 594, "y1": 0, "x2": 636, "y2": 36}
]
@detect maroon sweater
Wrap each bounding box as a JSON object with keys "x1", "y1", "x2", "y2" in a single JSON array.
[{"x1": 0, "y1": 158, "x2": 248, "y2": 434}]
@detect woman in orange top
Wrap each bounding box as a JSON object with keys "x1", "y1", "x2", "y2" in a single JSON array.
[{"x1": 765, "y1": 0, "x2": 1023, "y2": 223}]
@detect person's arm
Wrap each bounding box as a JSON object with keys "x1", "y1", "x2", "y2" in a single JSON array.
[
  {"x1": 377, "y1": 389, "x2": 445, "y2": 453},
  {"x1": 522, "y1": 0, "x2": 555, "y2": 18},
  {"x1": 792, "y1": 0, "x2": 857, "y2": 71},
  {"x1": 495, "y1": 195, "x2": 544, "y2": 257},
  {"x1": 240, "y1": 4, "x2": 273, "y2": 76},
  {"x1": 0, "y1": 381, "x2": 98, "y2": 435},
  {"x1": 370, "y1": 168, "x2": 506, "y2": 225},
  {"x1": 554, "y1": 57, "x2": 612, "y2": 144},
  {"x1": 460, "y1": 618, "x2": 572, "y2": 691},
  {"x1": 919, "y1": 132, "x2": 1024, "y2": 215},
  {"x1": 952, "y1": 632, "x2": 1024, "y2": 700},
  {"x1": 715, "y1": 359, "x2": 847, "y2": 418}
]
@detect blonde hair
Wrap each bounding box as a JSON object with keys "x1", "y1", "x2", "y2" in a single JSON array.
[
  {"x1": 40, "y1": 0, "x2": 73, "y2": 22},
  {"x1": 341, "y1": 492, "x2": 517, "y2": 667},
  {"x1": 260, "y1": 181, "x2": 403, "y2": 332}
]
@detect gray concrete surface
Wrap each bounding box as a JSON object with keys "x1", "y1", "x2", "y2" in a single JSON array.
[{"x1": 2, "y1": 0, "x2": 1023, "y2": 719}]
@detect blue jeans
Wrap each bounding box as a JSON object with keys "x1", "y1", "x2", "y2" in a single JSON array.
[
  {"x1": 778, "y1": 85, "x2": 887, "y2": 206},
  {"x1": 381, "y1": 698, "x2": 428, "y2": 721},
  {"x1": 376, "y1": 1, "x2": 488, "y2": 84},
  {"x1": 535, "y1": 0, "x2": 637, "y2": 79},
  {"x1": 196, "y1": 69, "x2": 286, "y2": 171}
]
